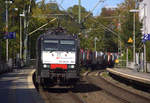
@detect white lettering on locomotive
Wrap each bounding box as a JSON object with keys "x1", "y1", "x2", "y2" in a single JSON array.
[{"x1": 42, "y1": 51, "x2": 76, "y2": 64}]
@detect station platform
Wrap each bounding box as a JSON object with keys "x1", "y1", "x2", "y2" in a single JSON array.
[
  {"x1": 0, "y1": 68, "x2": 44, "y2": 103},
  {"x1": 106, "y1": 68, "x2": 150, "y2": 85}
]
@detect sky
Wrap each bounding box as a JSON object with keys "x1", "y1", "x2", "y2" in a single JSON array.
[{"x1": 37, "y1": 0, "x2": 125, "y2": 16}]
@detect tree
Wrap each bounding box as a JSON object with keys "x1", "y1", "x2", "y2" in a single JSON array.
[
  {"x1": 0, "y1": 0, "x2": 36, "y2": 61},
  {"x1": 29, "y1": 1, "x2": 62, "y2": 58},
  {"x1": 115, "y1": 0, "x2": 142, "y2": 61},
  {"x1": 0, "y1": 1, "x2": 6, "y2": 61},
  {"x1": 90, "y1": 7, "x2": 118, "y2": 52}
]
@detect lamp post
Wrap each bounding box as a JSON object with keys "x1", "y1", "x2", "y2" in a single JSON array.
[
  {"x1": 129, "y1": 9, "x2": 139, "y2": 65},
  {"x1": 19, "y1": 12, "x2": 25, "y2": 60},
  {"x1": 143, "y1": 3, "x2": 147, "y2": 72},
  {"x1": 5, "y1": 0, "x2": 12, "y2": 62},
  {"x1": 78, "y1": 0, "x2": 81, "y2": 24},
  {"x1": 94, "y1": 37, "x2": 98, "y2": 51}
]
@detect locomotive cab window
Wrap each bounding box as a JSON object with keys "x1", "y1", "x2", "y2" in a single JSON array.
[
  {"x1": 60, "y1": 40, "x2": 76, "y2": 51},
  {"x1": 43, "y1": 40, "x2": 59, "y2": 51},
  {"x1": 60, "y1": 40, "x2": 75, "y2": 45}
]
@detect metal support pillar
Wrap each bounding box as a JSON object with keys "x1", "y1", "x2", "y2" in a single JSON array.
[
  {"x1": 126, "y1": 48, "x2": 128, "y2": 67},
  {"x1": 23, "y1": 10, "x2": 27, "y2": 65},
  {"x1": 94, "y1": 37, "x2": 98, "y2": 51},
  {"x1": 78, "y1": 0, "x2": 81, "y2": 24},
  {"x1": 133, "y1": 12, "x2": 136, "y2": 64},
  {"x1": 144, "y1": 44, "x2": 147, "y2": 72},
  {"x1": 95, "y1": 40, "x2": 96, "y2": 51},
  {"x1": 143, "y1": 3, "x2": 147, "y2": 72},
  {"x1": 20, "y1": 16, "x2": 22, "y2": 60},
  {"x1": 5, "y1": 0, "x2": 9, "y2": 62},
  {"x1": 0, "y1": 39, "x2": 2, "y2": 62},
  {"x1": 118, "y1": 15, "x2": 122, "y2": 63}
]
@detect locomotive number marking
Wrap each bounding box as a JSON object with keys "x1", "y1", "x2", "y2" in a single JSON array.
[{"x1": 56, "y1": 57, "x2": 60, "y2": 59}]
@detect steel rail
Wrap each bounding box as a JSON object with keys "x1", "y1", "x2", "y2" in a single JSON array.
[
  {"x1": 38, "y1": 87, "x2": 86, "y2": 103},
  {"x1": 85, "y1": 70, "x2": 150, "y2": 103},
  {"x1": 85, "y1": 71, "x2": 131, "y2": 103}
]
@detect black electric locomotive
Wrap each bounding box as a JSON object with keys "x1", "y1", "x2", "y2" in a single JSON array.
[{"x1": 36, "y1": 27, "x2": 80, "y2": 86}]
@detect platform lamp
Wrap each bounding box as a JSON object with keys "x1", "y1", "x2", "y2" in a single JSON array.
[
  {"x1": 129, "y1": 9, "x2": 139, "y2": 65},
  {"x1": 19, "y1": 12, "x2": 25, "y2": 61},
  {"x1": 5, "y1": 0, "x2": 13, "y2": 62}
]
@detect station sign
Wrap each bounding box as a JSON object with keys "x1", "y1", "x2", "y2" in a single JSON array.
[
  {"x1": 128, "y1": 37, "x2": 133, "y2": 43},
  {"x1": 142, "y1": 34, "x2": 150, "y2": 43},
  {"x1": 3, "y1": 32, "x2": 16, "y2": 39}
]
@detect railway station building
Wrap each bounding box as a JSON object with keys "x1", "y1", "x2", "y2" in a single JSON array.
[
  {"x1": 138, "y1": 0, "x2": 150, "y2": 72},
  {"x1": 139, "y1": 0, "x2": 150, "y2": 34}
]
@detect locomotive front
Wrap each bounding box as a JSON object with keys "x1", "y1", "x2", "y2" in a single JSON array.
[{"x1": 36, "y1": 29, "x2": 80, "y2": 86}]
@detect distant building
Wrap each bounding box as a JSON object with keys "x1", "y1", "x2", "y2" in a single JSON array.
[{"x1": 139, "y1": 0, "x2": 150, "y2": 34}]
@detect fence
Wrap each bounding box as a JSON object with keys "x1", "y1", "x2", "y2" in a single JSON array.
[{"x1": 115, "y1": 60, "x2": 150, "y2": 73}]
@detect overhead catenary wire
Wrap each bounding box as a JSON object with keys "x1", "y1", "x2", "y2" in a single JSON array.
[
  {"x1": 57, "y1": 0, "x2": 105, "y2": 24},
  {"x1": 29, "y1": 0, "x2": 78, "y2": 36},
  {"x1": 90, "y1": 18, "x2": 121, "y2": 41},
  {"x1": 32, "y1": 14, "x2": 68, "y2": 18},
  {"x1": 84, "y1": 0, "x2": 105, "y2": 19},
  {"x1": 56, "y1": 0, "x2": 74, "y2": 19},
  {"x1": 28, "y1": 18, "x2": 57, "y2": 36}
]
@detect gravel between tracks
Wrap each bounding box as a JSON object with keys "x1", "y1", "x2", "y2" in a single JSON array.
[
  {"x1": 39, "y1": 87, "x2": 86, "y2": 103},
  {"x1": 74, "y1": 77, "x2": 125, "y2": 103},
  {"x1": 36, "y1": 70, "x2": 150, "y2": 103},
  {"x1": 87, "y1": 71, "x2": 150, "y2": 103},
  {"x1": 37, "y1": 70, "x2": 123, "y2": 103}
]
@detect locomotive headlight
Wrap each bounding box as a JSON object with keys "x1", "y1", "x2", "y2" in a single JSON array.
[
  {"x1": 71, "y1": 65, "x2": 75, "y2": 68},
  {"x1": 43, "y1": 64, "x2": 49, "y2": 68},
  {"x1": 68, "y1": 64, "x2": 75, "y2": 68},
  {"x1": 43, "y1": 64, "x2": 47, "y2": 68}
]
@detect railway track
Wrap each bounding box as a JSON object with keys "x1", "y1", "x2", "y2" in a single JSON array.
[
  {"x1": 33, "y1": 69, "x2": 150, "y2": 103},
  {"x1": 85, "y1": 70, "x2": 150, "y2": 103},
  {"x1": 33, "y1": 72, "x2": 86, "y2": 103},
  {"x1": 38, "y1": 86, "x2": 86, "y2": 103}
]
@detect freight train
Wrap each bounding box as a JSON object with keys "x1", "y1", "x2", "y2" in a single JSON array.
[
  {"x1": 35, "y1": 27, "x2": 80, "y2": 86},
  {"x1": 80, "y1": 49, "x2": 118, "y2": 69}
]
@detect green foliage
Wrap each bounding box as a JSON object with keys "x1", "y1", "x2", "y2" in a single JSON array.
[
  {"x1": 0, "y1": 0, "x2": 35, "y2": 61},
  {"x1": 0, "y1": 0, "x2": 149, "y2": 62},
  {"x1": 117, "y1": 0, "x2": 144, "y2": 61},
  {"x1": 91, "y1": 8, "x2": 118, "y2": 52}
]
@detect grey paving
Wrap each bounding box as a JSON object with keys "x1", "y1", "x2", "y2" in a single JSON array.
[{"x1": 0, "y1": 69, "x2": 45, "y2": 103}]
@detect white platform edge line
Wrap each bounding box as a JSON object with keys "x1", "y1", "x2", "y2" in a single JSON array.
[
  {"x1": 27, "y1": 69, "x2": 36, "y2": 89},
  {"x1": 107, "y1": 68, "x2": 150, "y2": 82}
]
